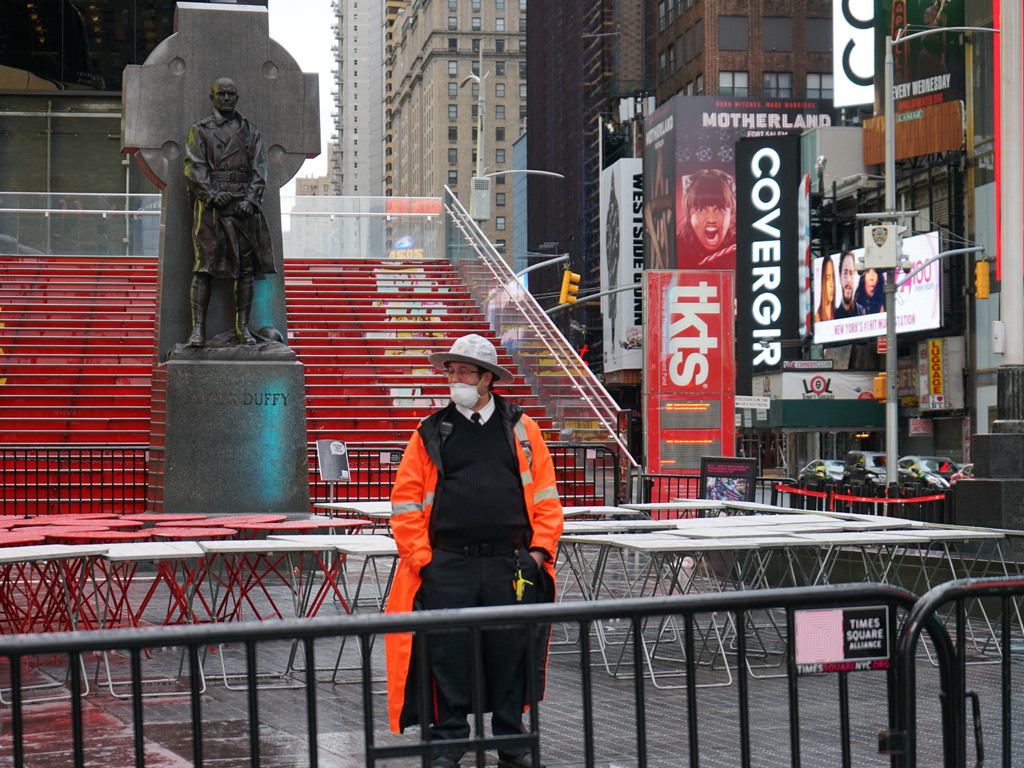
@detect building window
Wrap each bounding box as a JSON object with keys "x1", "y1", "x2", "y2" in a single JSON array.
[
  {"x1": 519, "y1": 0, "x2": 526, "y2": 9},
  {"x1": 763, "y1": 72, "x2": 793, "y2": 97},
  {"x1": 495, "y1": 61, "x2": 506, "y2": 76},
  {"x1": 695, "y1": 74, "x2": 703, "y2": 94},
  {"x1": 694, "y1": 19, "x2": 702, "y2": 56},
  {"x1": 496, "y1": 148, "x2": 505, "y2": 163},
  {"x1": 448, "y1": 170, "x2": 458, "y2": 185},
  {"x1": 519, "y1": 105, "x2": 526, "y2": 120},
  {"x1": 496, "y1": 192, "x2": 506, "y2": 207},
  {"x1": 659, "y1": 50, "x2": 666, "y2": 79},
  {"x1": 496, "y1": 126, "x2": 505, "y2": 141},
  {"x1": 471, "y1": 82, "x2": 479, "y2": 98},
  {"x1": 807, "y1": 72, "x2": 834, "y2": 99},
  {"x1": 496, "y1": 0, "x2": 504, "y2": 8},
  {"x1": 519, "y1": 39, "x2": 526, "y2": 53},
  {"x1": 519, "y1": 17, "x2": 526, "y2": 31},
  {"x1": 718, "y1": 16, "x2": 748, "y2": 50},
  {"x1": 472, "y1": 60, "x2": 480, "y2": 75},
  {"x1": 495, "y1": 239, "x2": 505, "y2": 251},
  {"x1": 495, "y1": 17, "x2": 505, "y2": 31},
  {"x1": 449, "y1": 126, "x2": 458, "y2": 141},
  {"x1": 448, "y1": 15, "x2": 458, "y2": 29},
  {"x1": 448, "y1": 37, "x2": 458, "y2": 51},
  {"x1": 449, "y1": 82, "x2": 458, "y2": 97},
  {"x1": 449, "y1": 104, "x2": 458, "y2": 119},
  {"x1": 449, "y1": 60, "x2": 458, "y2": 76},
  {"x1": 472, "y1": 16, "x2": 481, "y2": 30},
  {"x1": 496, "y1": 82, "x2": 505, "y2": 97},
  {"x1": 472, "y1": 38, "x2": 481, "y2": 51},
  {"x1": 472, "y1": 105, "x2": 479, "y2": 119},
  {"x1": 449, "y1": 0, "x2": 457, "y2": 8},
  {"x1": 806, "y1": 19, "x2": 833, "y2": 52},
  {"x1": 495, "y1": 104, "x2": 505, "y2": 119},
  {"x1": 519, "y1": 83, "x2": 526, "y2": 98},
  {"x1": 495, "y1": 38, "x2": 505, "y2": 52},
  {"x1": 762, "y1": 17, "x2": 792, "y2": 51},
  {"x1": 519, "y1": 61, "x2": 527, "y2": 78},
  {"x1": 449, "y1": 148, "x2": 458, "y2": 163},
  {"x1": 472, "y1": 0, "x2": 480, "y2": 8},
  {"x1": 496, "y1": 216, "x2": 506, "y2": 230},
  {"x1": 495, "y1": 173, "x2": 506, "y2": 185},
  {"x1": 718, "y1": 71, "x2": 748, "y2": 96},
  {"x1": 658, "y1": 1, "x2": 666, "y2": 32}
]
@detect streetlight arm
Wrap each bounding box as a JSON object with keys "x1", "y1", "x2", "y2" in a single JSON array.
[
  {"x1": 894, "y1": 247, "x2": 984, "y2": 289},
  {"x1": 545, "y1": 284, "x2": 636, "y2": 315},
  {"x1": 478, "y1": 169, "x2": 565, "y2": 180},
  {"x1": 514, "y1": 254, "x2": 568, "y2": 278}
]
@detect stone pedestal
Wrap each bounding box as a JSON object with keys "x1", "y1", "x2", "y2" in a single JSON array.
[
  {"x1": 954, "y1": 430, "x2": 1024, "y2": 529},
  {"x1": 153, "y1": 357, "x2": 309, "y2": 515}
]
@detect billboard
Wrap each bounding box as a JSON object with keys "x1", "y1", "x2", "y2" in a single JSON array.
[
  {"x1": 812, "y1": 231, "x2": 942, "y2": 344},
  {"x1": 644, "y1": 271, "x2": 735, "y2": 473},
  {"x1": 643, "y1": 95, "x2": 835, "y2": 273},
  {"x1": 875, "y1": 0, "x2": 966, "y2": 110},
  {"x1": 833, "y1": 0, "x2": 875, "y2": 107},
  {"x1": 600, "y1": 158, "x2": 644, "y2": 372},
  {"x1": 735, "y1": 135, "x2": 803, "y2": 394}
]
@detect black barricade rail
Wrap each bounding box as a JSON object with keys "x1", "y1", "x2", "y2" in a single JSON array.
[
  {"x1": 0, "y1": 442, "x2": 623, "y2": 513},
  {"x1": 887, "y1": 575, "x2": 1024, "y2": 768},
  {"x1": 0, "y1": 584, "x2": 927, "y2": 768}
]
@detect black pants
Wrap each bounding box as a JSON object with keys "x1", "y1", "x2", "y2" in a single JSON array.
[{"x1": 420, "y1": 547, "x2": 540, "y2": 758}]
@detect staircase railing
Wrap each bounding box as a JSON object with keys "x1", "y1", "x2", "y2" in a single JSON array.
[{"x1": 442, "y1": 188, "x2": 638, "y2": 468}]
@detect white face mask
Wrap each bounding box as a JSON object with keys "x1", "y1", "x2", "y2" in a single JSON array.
[{"x1": 449, "y1": 382, "x2": 481, "y2": 408}]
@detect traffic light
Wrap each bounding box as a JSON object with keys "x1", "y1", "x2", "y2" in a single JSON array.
[
  {"x1": 976, "y1": 260, "x2": 990, "y2": 300},
  {"x1": 873, "y1": 373, "x2": 887, "y2": 401},
  {"x1": 559, "y1": 270, "x2": 581, "y2": 305}
]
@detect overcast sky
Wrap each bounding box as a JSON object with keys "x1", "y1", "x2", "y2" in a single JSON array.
[{"x1": 268, "y1": 0, "x2": 335, "y2": 193}]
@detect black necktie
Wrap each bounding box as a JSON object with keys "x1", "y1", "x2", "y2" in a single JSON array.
[{"x1": 471, "y1": 413, "x2": 481, "y2": 425}]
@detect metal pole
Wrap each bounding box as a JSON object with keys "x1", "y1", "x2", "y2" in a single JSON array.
[
  {"x1": 998, "y1": 0, "x2": 1024, "y2": 425},
  {"x1": 883, "y1": 35, "x2": 898, "y2": 487}
]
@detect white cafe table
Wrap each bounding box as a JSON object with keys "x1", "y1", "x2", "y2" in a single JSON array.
[{"x1": 561, "y1": 505, "x2": 643, "y2": 518}]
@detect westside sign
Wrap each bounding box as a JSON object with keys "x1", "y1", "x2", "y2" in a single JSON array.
[{"x1": 735, "y1": 135, "x2": 801, "y2": 394}]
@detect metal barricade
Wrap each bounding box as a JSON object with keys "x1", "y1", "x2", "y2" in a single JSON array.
[{"x1": 0, "y1": 582, "x2": 921, "y2": 768}]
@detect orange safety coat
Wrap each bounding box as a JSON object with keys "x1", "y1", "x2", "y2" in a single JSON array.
[{"x1": 384, "y1": 395, "x2": 563, "y2": 734}]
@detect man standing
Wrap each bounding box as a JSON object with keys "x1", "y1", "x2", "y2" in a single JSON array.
[
  {"x1": 184, "y1": 77, "x2": 274, "y2": 346},
  {"x1": 386, "y1": 334, "x2": 563, "y2": 768},
  {"x1": 834, "y1": 251, "x2": 858, "y2": 319}
]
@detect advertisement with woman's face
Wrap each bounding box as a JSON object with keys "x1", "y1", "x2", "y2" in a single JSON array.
[
  {"x1": 676, "y1": 169, "x2": 737, "y2": 270},
  {"x1": 812, "y1": 233, "x2": 942, "y2": 344}
]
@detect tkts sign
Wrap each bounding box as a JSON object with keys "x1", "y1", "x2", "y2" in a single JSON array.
[{"x1": 644, "y1": 271, "x2": 735, "y2": 473}]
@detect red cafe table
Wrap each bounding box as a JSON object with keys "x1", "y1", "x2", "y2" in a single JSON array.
[{"x1": 148, "y1": 527, "x2": 237, "y2": 623}]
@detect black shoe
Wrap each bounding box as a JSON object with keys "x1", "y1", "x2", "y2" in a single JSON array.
[
  {"x1": 187, "y1": 323, "x2": 205, "y2": 347},
  {"x1": 235, "y1": 324, "x2": 258, "y2": 345},
  {"x1": 497, "y1": 754, "x2": 545, "y2": 768},
  {"x1": 429, "y1": 756, "x2": 459, "y2": 768}
]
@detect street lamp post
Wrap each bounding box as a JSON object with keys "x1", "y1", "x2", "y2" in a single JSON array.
[{"x1": 878, "y1": 25, "x2": 997, "y2": 486}]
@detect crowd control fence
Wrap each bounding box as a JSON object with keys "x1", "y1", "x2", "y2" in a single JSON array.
[{"x1": 4, "y1": 578, "x2": 1022, "y2": 768}]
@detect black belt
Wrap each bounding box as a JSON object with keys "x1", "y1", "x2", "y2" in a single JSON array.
[
  {"x1": 437, "y1": 540, "x2": 521, "y2": 557},
  {"x1": 210, "y1": 170, "x2": 248, "y2": 182}
]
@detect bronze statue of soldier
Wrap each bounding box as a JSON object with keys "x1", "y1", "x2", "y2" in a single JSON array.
[{"x1": 184, "y1": 77, "x2": 275, "y2": 346}]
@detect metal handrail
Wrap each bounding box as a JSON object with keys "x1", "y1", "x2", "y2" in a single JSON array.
[{"x1": 441, "y1": 187, "x2": 638, "y2": 467}]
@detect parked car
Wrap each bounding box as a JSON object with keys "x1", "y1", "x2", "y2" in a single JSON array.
[
  {"x1": 950, "y1": 462, "x2": 974, "y2": 484},
  {"x1": 897, "y1": 455, "x2": 959, "y2": 492},
  {"x1": 841, "y1": 450, "x2": 888, "y2": 488},
  {"x1": 797, "y1": 459, "x2": 844, "y2": 488}
]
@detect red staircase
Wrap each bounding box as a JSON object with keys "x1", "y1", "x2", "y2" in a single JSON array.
[
  {"x1": 0, "y1": 255, "x2": 554, "y2": 447},
  {"x1": 0, "y1": 256, "x2": 156, "y2": 444},
  {"x1": 285, "y1": 257, "x2": 557, "y2": 444}
]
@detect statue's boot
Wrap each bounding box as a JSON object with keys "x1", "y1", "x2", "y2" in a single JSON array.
[
  {"x1": 234, "y1": 275, "x2": 258, "y2": 345},
  {"x1": 188, "y1": 273, "x2": 210, "y2": 347}
]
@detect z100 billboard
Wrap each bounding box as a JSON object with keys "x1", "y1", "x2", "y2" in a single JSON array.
[
  {"x1": 644, "y1": 271, "x2": 735, "y2": 473},
  {"x1": 812, "y1": 232, "x2": 941, "y2": 344}
]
